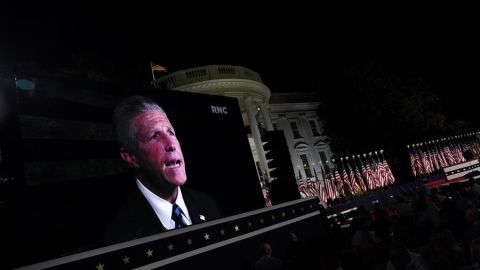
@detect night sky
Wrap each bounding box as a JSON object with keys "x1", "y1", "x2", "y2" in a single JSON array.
[{"x1": 2, "y1": 2, "x2": 480, "y2": 123}]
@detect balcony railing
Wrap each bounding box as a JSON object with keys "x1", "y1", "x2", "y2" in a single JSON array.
[{"x1": 153, "y1": 65, "x2": 262, "y2": 89}]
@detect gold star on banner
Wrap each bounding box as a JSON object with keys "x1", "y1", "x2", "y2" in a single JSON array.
[
  {"x1": 292, "y1": 209, "x2": 296, "y2": 214},
  {"x1": 187, "y1": 238, "x2": 193, "y2": 245},
  {"x1": 204, "y1": 233, "x2": 210, "y2": 240},
  {"x1": 220, "y1": 229, "x2": 225, "y2": 236},
  {"x1": 260, "y1": 218, "x2": 264, "y2": 224},
  {"x1": 168, "y1": 243, "x2": 174, "y2": 251},
  {"x1": 248, "y1": 222, "x2": 252, "y2": 227},
  {"x1": 146, "y1": 249, "x2": 153, "y2": 257},
  {"x1": 122, "y1": 256, "x2": 130, "y2": 264},
  {"x1": 234, "y1": 225, "x2": 240, "y2": 231},
  {"x1": 300, "y1": 207, "x2": 304, "y2": 211},
  {"x1": 310, "y1": 204, "x2": 313, "y2": 209},
  {"x1": 282, "y1": 212, "x2": 286, "y2": 217},
  {"x1": 96, "y1": 263, "x2": 104, "y2": 270},
  {"x1": 271, "y1": 215, "x2": 276, "y2": 220}
]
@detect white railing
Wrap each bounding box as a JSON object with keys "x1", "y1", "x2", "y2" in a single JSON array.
[{"x1": 152, "y1": 65, "x2": 262, "y2": 89}]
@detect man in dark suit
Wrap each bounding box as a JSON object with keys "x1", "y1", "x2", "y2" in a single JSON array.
[{"x1": 105, "y1": 95, "x2": 222, "y2": 244}]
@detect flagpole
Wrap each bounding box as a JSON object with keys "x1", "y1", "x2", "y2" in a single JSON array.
[{"x1": 150, "y1": 60, "x2": 156, "y2": 81}]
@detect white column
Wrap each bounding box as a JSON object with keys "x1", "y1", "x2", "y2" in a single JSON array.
[
  {"x1": 244, "y1": 96, "x2": 270, "y2": 181},
  {"x1": 260, "y1": 103, "x2": 274, "y2": 131}
]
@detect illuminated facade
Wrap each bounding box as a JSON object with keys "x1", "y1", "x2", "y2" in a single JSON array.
[
  {"x1": 269, "y1": 94, "x2": 332, "y2": 182},
  {"x1": 153, "y1": 65, "x2": 332, "y2": 183}
]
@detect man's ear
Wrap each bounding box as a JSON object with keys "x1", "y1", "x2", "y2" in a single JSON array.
[{"x1": 120, "y1": 147, "x2": 140, "y2": 169}]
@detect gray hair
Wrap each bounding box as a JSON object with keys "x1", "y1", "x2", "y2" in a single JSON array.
[{"x1": 112, "y1": 95, "x2": 166, "y2": 153}]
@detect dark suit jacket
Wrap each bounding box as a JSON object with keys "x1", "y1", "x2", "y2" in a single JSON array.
[{"x1": 101, "y1": 183, "x2": 222, "y2": 246}]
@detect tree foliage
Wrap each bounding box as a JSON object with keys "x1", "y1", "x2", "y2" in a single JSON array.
[{"x1": 319, "y1": 63, "x2": 471, "y2": 179}]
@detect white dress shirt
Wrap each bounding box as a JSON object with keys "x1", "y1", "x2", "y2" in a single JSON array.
[{"x1": 136, "y1": 179, "x2": 192, "y2": 230}]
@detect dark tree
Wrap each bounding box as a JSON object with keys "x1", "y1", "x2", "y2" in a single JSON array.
[{"x1": 319, "y1": 63, "x2": 471, "y2": 180}]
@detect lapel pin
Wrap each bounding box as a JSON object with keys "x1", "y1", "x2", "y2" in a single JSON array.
[{"x1": 199, "y1": 215, "x2": 205, "y2": 221}]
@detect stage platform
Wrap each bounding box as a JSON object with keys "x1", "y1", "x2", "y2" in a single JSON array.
[{"x1": 13, "y1": 197, "x2": 323, "y2": 270}]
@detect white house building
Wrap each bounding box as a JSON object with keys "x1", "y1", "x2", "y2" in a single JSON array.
[
  {"x1": 152, "y1": 65, "x2": 332, "y2": 186},
  {"x1": 269, "y1": 93, "x2": 332, "y2": 182}
]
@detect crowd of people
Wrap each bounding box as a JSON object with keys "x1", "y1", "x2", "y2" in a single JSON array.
[{"x1": 251, "y1": 178, "x2": 480, "y2": 270}]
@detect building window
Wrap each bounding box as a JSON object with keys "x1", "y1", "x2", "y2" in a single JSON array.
[
  {"x1": 290, "y1": 121, "x2": 301, "y2": 139},
  {"x1": 309, "y1": 120, "x2": 320, "y2": 136},
  {"x1": 319, "y1": 151, "x2": 327, "y2": 164},
  {"x1": 300, "y1": 154, "x2": 312, "y2": 178}
]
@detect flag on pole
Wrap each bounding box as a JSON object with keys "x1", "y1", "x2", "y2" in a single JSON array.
[
  {"x1": 333, "y1": 167, "x2": 345, "y2": 197},
  {"x1": 352, "y1": 156, "x2": 367, "y2": 192},
  {"x1": 318, "y1": 164, "x2": 328, "y2": 203},
  {"x1": 378, "y1": 150, "x2": 395, "y2": 185},
  {"x1": 151, "y1": 63, "x2": 167, "y2": 72},
  {"x1": 358, "y1": 155, "x2": 371, "y2": 190},
  {"x1": 418, "y1": 144, "x2": 433, "y2": 174},
  {"x1": 413, "y1": 144, "x2": 425, "y2": 175},
  {"x1": 365, "y1": 154, "x2": 378, "y2": 189},
  {"x1": 426, "y1": 142, "x2": 440, "y2": 172},
  {"x1": 346, "y1": 158, "x2": 360, "y2": 194},
  {"x1": 329, "y1": 171, "x2": 339, "y2": 199},
  {"x1": 433, "y1": 140, "x2": 447, "y2": 168},
  {"x1": 407, "y1": 145, "x2": 417, "y2": 177},
  {"x1": 150, "y1": 61, "x2": 167, "y2": 81},
  {"x1": 340, "y1": 159, "x2": 353, "y2": 195},
  {"x1": 375, "y1": 152, "x2": 387, "y2": 187}
]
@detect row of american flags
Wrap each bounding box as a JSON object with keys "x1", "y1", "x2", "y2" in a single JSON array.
[
  {"x1": 407, "y1": 132, "x2": 480, "y2": 178},
  {"x1": 296, "y1": 150, "x2": 395, "y2": 205}
]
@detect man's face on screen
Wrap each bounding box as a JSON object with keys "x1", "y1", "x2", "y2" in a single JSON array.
[{"x1": 132, "y1": 109, "x2": 187, "y2": 187}]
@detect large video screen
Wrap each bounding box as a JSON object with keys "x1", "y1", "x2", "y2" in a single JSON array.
[{"x1": 0, "y1": 78, "x2": 266, "y2": 267}]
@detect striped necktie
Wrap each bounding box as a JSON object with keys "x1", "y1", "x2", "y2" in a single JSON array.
[{"x1": 171, "y1": 203, "x2": 187, "y2": 228}]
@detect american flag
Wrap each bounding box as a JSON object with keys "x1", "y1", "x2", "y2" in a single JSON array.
[
  {"x1": 323, "y1": 164, "x2": 334, "y2": 200},
  {"x1": 472, "y1": 134, "x2": 480, "y2": 154},
  {"x1": 327, "y1": 163, "x2": 340, "y2": 199},
  {"x1": 378, "y1": 151, "x2": 395, "y2": 185},
  {"x1": 460, "y1": 135, "x2": 469, "y2": 153},
  {"x1": 466, "y1": 135, "x2": 479, "y2": 156},
  {"x1": 413, "y1": 145, "x2": 425, "y2": 175},
  {"x1": 419, "y1": 145, "x2": 433, "y2": 174},
  {"x1": 306, "y1": 179, "x2": 316, "y2": 197},
  {"x1": 407, "y1": 145, "x2": 417, "y2": 177},
  {"x1": 384, "y1": 159, "x2": 395, "y2": 184},
  {"x1": 318, "y1": 165, "x2": 328, "y2": 204},
  {"x1": 324, "y1": 175, "x2": 333, "y2": 200},
  {"x1": 359, "y1": 156, "x2": 372, "y2": 190},
  {"x1": 442, "y1": 140, "x2": 456, "y2": 166},
  {"x1": 340, "y1": 161, "x2": 353, "y2": 195},
  {"x1": 433, "y1": 140, "x2": 447, "y2": 168},
  {"x1": 426, "y1": 142, "x2": 440, "y2": 172},
  {"x1": 333, "y1": 168, "x2": 345, "y2": 197},
  {"x1": 472, "y1": 136, "x2": 480, "y2": 155},
  {"x1": 346, "y1": 159, "x2": 361, "y2": 194},
  {"x1": 261, "y1": 186, "x2": 272, "y2": 207},
  {"x1": 450, "y1": 139, "x2": 465, "y2": 163},
  {"x1": 352, "y1": 158, "x2": 367, "y2": 192},
  {"x1": 365, "y1": 155, "x2": 379, "y2": 189},
  {"x1": 378, "y1": 154, "x2": 389, "y2": 187},
  {"x1": 319, "y1": 183, "x2": 328, "y2": 206},
  {"x1": 297, "y1": 178, "x2": 307, "y2": 197},
  {"x1": 151, "y1": 63, "x2": 167, "y2": 72},
  {"x1": 374, "y1": 154, "x2": 387, "y2": 187}
]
